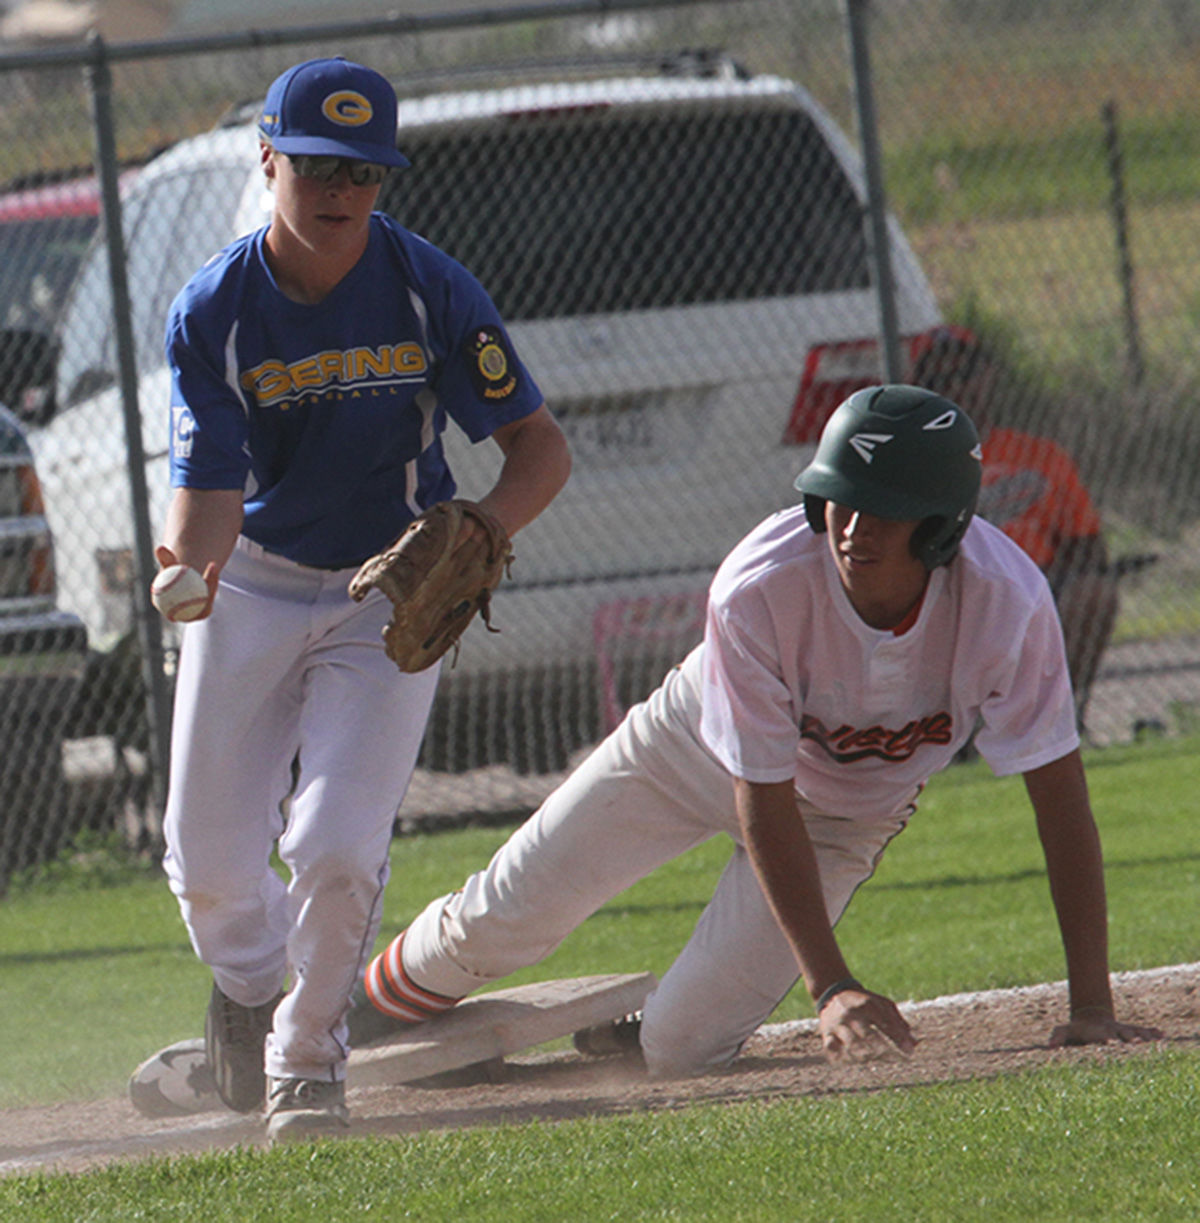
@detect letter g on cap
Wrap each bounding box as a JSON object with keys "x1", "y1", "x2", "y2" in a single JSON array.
[{"x1": 322, "y1": 90, "x2": 373, "y2": 127}]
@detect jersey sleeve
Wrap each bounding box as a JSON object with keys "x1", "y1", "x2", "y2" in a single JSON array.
[
  {"x1": 409, "y1": 236, "x2": 545, "y2": 442},
  {"x1": 165, "y1": 294, "x2": 252, "y2": 491},
  {"x1": 699, "y1": 588, "x2": 800, "y2": 784},
  {"x1": 972, "y1": 584, "x2": 1080, "y2": 775}
]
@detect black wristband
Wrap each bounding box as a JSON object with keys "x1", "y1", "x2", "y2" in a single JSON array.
[{"x1": 815, "y1": 977, "x2": 864, "y2": 1013}]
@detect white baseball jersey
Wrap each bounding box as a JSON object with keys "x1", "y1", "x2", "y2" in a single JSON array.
[
  {"x1": 698, "y1": 505, "x2": 1079, "y2": 818},
  {"x1": 389, "y1": 504, "x2": 1082, "y2": 1077}
]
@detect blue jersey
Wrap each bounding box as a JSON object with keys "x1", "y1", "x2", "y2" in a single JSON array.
[{"x1": 165, "y1": 214, "x2": 544, "y2": 568}]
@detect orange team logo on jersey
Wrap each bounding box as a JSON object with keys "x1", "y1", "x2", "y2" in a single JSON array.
[{"x1": 800, "y1": 712, "x2": 953, "y2": 763}]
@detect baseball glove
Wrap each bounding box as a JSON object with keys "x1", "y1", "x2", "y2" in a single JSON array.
[{"x1": 348, "y1": 500, "x2": 513, "y2": 673}]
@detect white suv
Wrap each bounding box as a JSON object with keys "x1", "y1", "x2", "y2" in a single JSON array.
[
  {"x1": 0, "y1": 402, "x2": 87, "y2": 881},
  {"x1": 32, "y1": 53, "x2": 943, "y2": 772}
]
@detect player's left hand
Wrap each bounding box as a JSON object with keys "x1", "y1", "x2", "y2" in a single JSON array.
[
  {"x1": 1048, "y1": 1008, "x2": 1164, "y2": 1048},
  {"x1": 347, "y1": 500, "x2": 512, "y2": 673},
  {"x1": 819, "y1": 987, "x2": 917, "y2": 1064}
]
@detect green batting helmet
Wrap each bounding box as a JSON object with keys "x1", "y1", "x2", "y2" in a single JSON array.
[{"x1": 794, "y1": 384, "x2": 982, "y2": 569}]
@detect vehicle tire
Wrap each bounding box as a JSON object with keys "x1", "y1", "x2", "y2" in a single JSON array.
[{"x1": 0, "y1": 703, "x2": 73, "y2": 890}]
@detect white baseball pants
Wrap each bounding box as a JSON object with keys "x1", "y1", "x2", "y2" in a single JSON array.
[
  {"x1": 162, "y1": 537, "x2": 439, "y2": 1082},
  {"x1": 402, "y1": 659, "x2": 914, "y2": 1077}
]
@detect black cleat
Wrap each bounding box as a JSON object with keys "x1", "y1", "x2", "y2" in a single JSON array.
[
  {"x1": 573, "y1": 1010, "x2": 643, "y2": 1057},
  {"x1": 205, "y1": 982, "x2": 284, "y2": 1113}
]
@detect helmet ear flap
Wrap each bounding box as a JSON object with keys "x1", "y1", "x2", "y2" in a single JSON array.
[
  {"x1": 910, "y1": 517, "x2": 942, "y2": 568},
  {"x1": 803, "y1": 495, "x2": 828, "y2": 534},
  {"x1": 911, "y1": 512, "x2": 972, "y2": 570}
]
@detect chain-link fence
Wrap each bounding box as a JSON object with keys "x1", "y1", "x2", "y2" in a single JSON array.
[{"x1": 2, "y1": 0, "x2": 1198, "y2": 882}]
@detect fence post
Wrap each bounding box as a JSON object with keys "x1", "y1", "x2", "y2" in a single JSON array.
[
  {"x1": 843, "y1": 0, "x2": 901, "y2": 381},
  {"x1": 84, "y1": 34, "x2": 172, "y2": 825},
  {"x1": 1101, "y1": 99, "x2": 1145, "y2": 390}
]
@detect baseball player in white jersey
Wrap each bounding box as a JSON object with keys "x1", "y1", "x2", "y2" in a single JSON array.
[
  {"x1": 363, "y1": 385, "x2": 1160, "y2": 1074},
  {"x1": 155, "y1": 57, "x2": 569, "y2": 1142}
]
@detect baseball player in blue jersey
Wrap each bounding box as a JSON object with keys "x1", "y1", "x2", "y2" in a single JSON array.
[
  {"x1": 363, "y1": 386, "x2": 1160, "y2": 1076},
  {"x1": 155, "y1": 56, "x2": 569, "y2": 1143}
]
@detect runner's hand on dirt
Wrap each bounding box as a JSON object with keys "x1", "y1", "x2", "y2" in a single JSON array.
[
  {"x1": 1048, "y1": 1008, "x2": 1164, "y2": 1048},
  {"x1": 819, "y1": 988, "x2": 917, "y2": 1063}
]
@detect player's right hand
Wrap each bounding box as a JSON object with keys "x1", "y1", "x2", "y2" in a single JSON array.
[
  {"x1": 819, "y1": 987, "x2": 917, "y2": 1063},
  {"x1": 154, "y1": 545, "x2": 221, "y2": 620}
]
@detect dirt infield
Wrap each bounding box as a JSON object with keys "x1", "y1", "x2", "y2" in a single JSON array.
[{"x1": 2, "y1": 963, "x2": 1196, "y2": 1177}]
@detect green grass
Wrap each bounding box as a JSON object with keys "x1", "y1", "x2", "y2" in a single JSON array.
[
  {"x1": 835, "y1": 737, "x2": 1200, "y2": 1000},
  {"x1": 4, "y1": 736, "x2": 1198, "y2": 1113},
  {"x1": 2, "y1": 1055, "x2": 1198, "y2": 1220},
  {"x1": 886, "y1": 102, "x2": 1200, "y2": 226},
  {"x1": 1, "y1": 736, "x2": 1199, "y2": 1218},
  {"x1": 910, "y1": 199, "x2": 1200, "y2": 388}
]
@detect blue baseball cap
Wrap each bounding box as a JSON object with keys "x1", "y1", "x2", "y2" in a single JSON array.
[{"x1": 258, "y1": 57, "x2": 410, "y2": 168}]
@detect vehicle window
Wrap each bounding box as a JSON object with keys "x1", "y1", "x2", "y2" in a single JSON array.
[
  {"x1": 0, "y1": 216, "x2": 96, "y2": 336},
  {"x1": 57, "y1": 163, "x2": 247, "y2": 407},
  {"x1": 128, "y1": 165, "x2": 245, "y2": 377},
  {"x1": 379, "y1": 107, "x2": 869, "y2": 320},
  {"x1": 56, "y1": 187, "x2": 152, "y2": 407},
  {"x1": 0, "y1": 215, "x2": 96, "y2": 417},
  {"x1": 136, "y1": 165, "x2": 248, "y2": 369}
]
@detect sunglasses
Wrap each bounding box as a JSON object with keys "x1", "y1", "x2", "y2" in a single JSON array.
[{"x1": 286, "y1": 154, "x2": 390, "y2": 187}]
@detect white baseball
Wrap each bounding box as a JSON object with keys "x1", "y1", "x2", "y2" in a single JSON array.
[{"x1": 151, "y1": 564, "x2": 210, "y2": 623}]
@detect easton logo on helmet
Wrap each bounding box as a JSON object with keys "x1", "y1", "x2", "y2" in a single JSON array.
[{"x1": 848, "y1": 431, "x2": 893, "y2": 464}]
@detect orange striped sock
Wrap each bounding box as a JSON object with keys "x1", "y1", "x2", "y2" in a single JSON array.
[{"x1": 364, "y1": 931, "x2": 461, "y2": 1023}]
